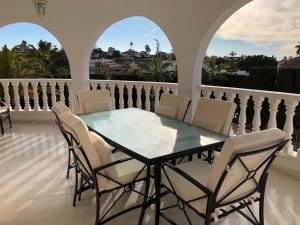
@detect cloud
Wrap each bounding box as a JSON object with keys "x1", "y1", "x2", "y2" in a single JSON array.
[
  {"x1": 217, "y1": 0, "x2": 300, "y2": 56},
  {"x1": 144, "y1": 27, "x2": 159, "y2": 37}
]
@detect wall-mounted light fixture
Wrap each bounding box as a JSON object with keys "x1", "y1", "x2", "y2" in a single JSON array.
[{"x1": 32, "y1": 0, "x2": 48, "y2": 20}]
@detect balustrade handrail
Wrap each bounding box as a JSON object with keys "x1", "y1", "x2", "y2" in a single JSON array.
[
  {"x1": 199, "y1": 85, "x2": 300, "y2": 101},
  {"x1": 89, "y1": 79, "x2": 178, "y2": 87}
]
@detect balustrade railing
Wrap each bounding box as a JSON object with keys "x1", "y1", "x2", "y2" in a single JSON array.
[
  {"x1": 88, "y1": 80, "x2": 178, "y2": 111},
  {"x1": 199, "y1": 85, "x2": 300, "y2": 156},
  {"x1": 0, "y1": 79, "x2": 72, "y2": 112}
]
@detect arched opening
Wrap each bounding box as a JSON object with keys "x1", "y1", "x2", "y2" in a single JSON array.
[
  {"x1": 201, "y1": 0, "x2": 300, "y2": 144},
  {"x1": 89, "y1": 16, "x2": 177, "y2": 110},
  {"x1": 0, "y1": 22, "x2": 71, "y2": 110}
]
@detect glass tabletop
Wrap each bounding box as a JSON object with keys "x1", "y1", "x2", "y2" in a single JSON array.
[{"x1": 79, "y1": 108, "x2": 227, "y2": 163}]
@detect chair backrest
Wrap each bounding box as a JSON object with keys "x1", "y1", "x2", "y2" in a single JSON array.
[
  {"x1": 77, "y1": 90, "x2": 111, "y2": 114},
  {"x1": 59, "y1": 113, "x2": 110, "y2": 187},
  {"x1": 207, "y1": 128, "x2": 289, "y2": 206},
  {"x1": 192, "y1": 97, "x2": 236, "y2": 135},
  {"x1": 52, "y1": 101, "x2": 72, "y2": 119},
  {"x1": 155, "y1": 93, "x2": 190, "y2": 121}
]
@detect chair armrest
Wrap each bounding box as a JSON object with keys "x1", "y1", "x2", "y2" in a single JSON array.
[
  {"x1": 93, "y1": 157, "x2": 134, "y2": 173},
  {"x1": 163, "y1": 162, "x2": 213, "y2": 195}
]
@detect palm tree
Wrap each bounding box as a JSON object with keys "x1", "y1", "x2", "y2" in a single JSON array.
[
  {"x1": 139, "y1": 57, "x2": 170, "y2": 81},
  {"x1": 145, "y1": 44, "x2": 151, "y2": 54},
  {"x1": 129, "y1": 42, "x2": 133, "y2": 51},
  {"x1": 295, "y1": 42, "x2": 300, "y2": 56}
]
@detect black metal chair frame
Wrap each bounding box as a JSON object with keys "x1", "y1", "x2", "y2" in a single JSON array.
[
  {"x1": 59, "y1": 124, "x2": 149, "y2": 225},
  {"x1": 53, "y1": 111, "x2": 76, "y2": 179},
  {"x1": 0, "y1": 100, "x2": 12, "y2": 135},
  {"x1": 160, "y1": 139, "x2": 289, "y2": 225}
]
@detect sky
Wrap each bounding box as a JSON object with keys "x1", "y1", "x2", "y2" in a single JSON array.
[{"x1": 0, "y1": 0, "x2": 299, "y2": 60}]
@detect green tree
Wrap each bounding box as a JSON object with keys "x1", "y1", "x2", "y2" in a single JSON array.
[
  {"x1": 237, "y1": 55, "x2": 278, "y2": 72},
  {"x1": 139, "y1": 57, "x2": 170, "y2": 81},
  {"x1": 0, "y1": 45, "x2": 12, "y2": 78},
  {"x1": 129, "y1": 42, "x2": 133, "y2": 51}
]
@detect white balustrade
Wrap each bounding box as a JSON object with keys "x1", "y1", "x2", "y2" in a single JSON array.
[
  {"x1": 145, "y1": 86, "x2": 151, "y2": 111},
  {"x1": 0, "y1": 79, "x2": 72, "y2": 112},
  {"x1": 118, "y1": 84, "x2": 124, "y2": 109},
  {"x1": 199, "y1": 85, "x2": 300, "y2": 158},
  {"x1": 127, "y1": 84, "x2": 133, "y2": 108}
]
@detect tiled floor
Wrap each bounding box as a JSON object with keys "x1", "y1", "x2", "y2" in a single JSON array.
[{"x1": 0, "y1": 122, "x2": 299, "y2": 225}]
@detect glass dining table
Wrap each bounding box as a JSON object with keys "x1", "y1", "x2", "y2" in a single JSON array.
[{"x1": 79, "y1": 108, "x2": 227, "y2": 225}]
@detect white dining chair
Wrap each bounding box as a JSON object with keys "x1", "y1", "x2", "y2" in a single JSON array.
[
  {"x1": 192, "y1": 97, "x2": 237, "y2": 135},
  {"x1": 160, "y1": 128, "x2": 289, "y2": 225},
  {"x1": 58, "y1": 113, "x2": 149, "y2": 225},
  {"x1": 77, "y1": 90, "x2": 112, "y2": 114},
  {"x1": 155, "y1": 93, "x2": 191, "y2": 121}
]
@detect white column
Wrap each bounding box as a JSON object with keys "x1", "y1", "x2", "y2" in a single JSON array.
[
  {"x1": 118, "y1": 84, "x2": 124, "y2": 109},
  {"x1": 154, "y1": 86, "x2": 161, "y2": 110},
  {"x1": 43, "y1": 82, "x2": 48, "y2": 111},
  {"x1": 13, "y1": 82, "x2": 20, "y2": 111},
  {"x1": 267, "y1": 98, "x2": 280, "y2": 129},
  {"x1": 3, "y1": 81, "x2": 11, "y2": 109},
  {"x1": 283, "y1": 100, "x2": 298, "y2": 154},
  {"x1": 109, "y1": 83, "x2": 115, "y2": 109},
  {"x1": 145, "y1": 86, "x2": 151, "y2": 111},
  {"x1": 136, "y1": 85, "x2": 142, "y2": 109},
  {"x1": 32, "y1": 81, "x2": 39, "y2": 111},
  {"x1": 238, "y1": 94, "x2": 249, "y2": 135},
  {"x1": 252, "y1": 96, "x2": 263, "y2": 132},
  {"x1": 127, "y1": 84, "x2": 133, "y2": 108},
  {"x1": 23, "y1": 82, "x2": 30, "y2": 111}
]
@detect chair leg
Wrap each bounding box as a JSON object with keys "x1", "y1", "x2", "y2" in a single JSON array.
[
  {"x1": 73, "y1": 167, "x2": 79, "y2": 207},
  {"x1": 137, "y1": 166, "x2": 151, "y2": 225},
  {"x1": 78, "y1": 175, "x2": 83, "y2": 201},
  {"x1": 259, "y1": 174, "x2": 268, "y2": 225},
  {"x1": 66, "y1": 150, "x2": 71, "y2": 179},
  {"x1": 95, "y1": 187, "x2": 100, "y2": 225},
  {"x1": 0, "y1": 119, "x2": 3, "y2": 135},
  {"x1": 8, "y1": 115, "x2": 12, "y2": 128}
]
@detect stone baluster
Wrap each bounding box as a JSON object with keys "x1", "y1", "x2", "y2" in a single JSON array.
[
  {"x1": 215, "y1": 91, "x2": 223, "y2": 100},
  {"x1": 226, "y1": 92, "x2": 236, "y2": 102},
  {"x1": 51, "y1": 82, "x2": 56, "y2": 107},
  {"x1": 127, "y1": 84, "x2": 133, "y2": 108},
  {"x1": 145, "y1": 86, "x2": 151, "y2": 111},
  {"x1": 283, "y1": 100, "x2": 298, "y2": 154},
  {"x1": 43, "y1": 82, "x2": 48, "y2": 111},
  {"x1": 267, "y1": 98, "x2": 280, "y2": 129},
  {"x1": 136, "y1": 85, "x2": 142, "y2": 109},
  {"x1": 154, "y1": 86, "x2": 161, "y2": 110},
  {"x1": 238, "y1": 94, "x2": 249, "y2": 135},
  {"x1": 118, "y1": 84, "x2": 124, "y2": 109},
  {"x1": 3, "y1": 82, "x2": 11, "y2": 109},
  {"x1": 109, "y1": 83, "x2": 115, "y2": 109},
  {"x1": 23, "y1": 82, "x2": 30, "y2": 111},
  {"x1": 32, "y1": 81, "x2": 39, "y2": 111},
  {"x1": 202, "y1": 89, "x2": 210, "y2": 98},
  {"x1": 60, "y1": 83, "x2": 66, "y2": 104},
  {"x1": 252, "y1": 96, "x2": 264, "y2": 132},
  {"x1": 13, "y1": 82, "x2": 20, "y2": 111}
]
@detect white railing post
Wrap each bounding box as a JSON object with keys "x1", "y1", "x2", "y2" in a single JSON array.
[
  {"x1": 43, "y1": 82, "x2": 48, "y2": 111},
  {"x1": 108, "y1": 82, "x2": 115, "y2": 109},
  {"x1": 238, "y1": 94, "x2": 249, "y2": 135},
  {"x1": 283, "y1": 100, "x2": 298, "y2": 154},
  {"x1": 252, "y1": 96, "x2": 264, "y2": 132},
  {"x1": 3, "y1": 81, "x2": 11, "y2": 109},
  {"x1": 32, "y1": 81, "x2": 39, "y2": 111},
  {"x1": 267, "y1": 98, "x2": 280, "y2": 129},
  {"x1": 127, "y1": 84, "x2": 133, "y2": 108},
  {"x1": 13, "y1": 82, "x2": 20, "y2": 111},
  {"x1": 136, "y1": 85, "x2": 142, "y2": 109},
  {"x1": 60, "y1": 82, "x2": 66, "y2": 104},
  {"x1": 118, "y1": 84, "x2": 124, "y2": 109},
  {"x1": 145, "y1": 86, "x2": 151, "y2": 111},
  {"x1": 154, "y1": 86, "x2": 161, "y2": 110},
  {"x1": 23, "y1": 82, "x2": 30, "y2": 111},
  {"x1": 51, "y1": 82, "x2": 56, "y2": 108},
  {"x1": 215, "y1": 91, "x2": 223, "y2": 100}
]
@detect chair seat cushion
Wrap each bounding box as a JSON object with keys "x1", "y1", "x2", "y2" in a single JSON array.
[
  {"x1": 85, "y1": 100, "x2": 110, "y2": 113},
  {"x1": 162, "y1": 159, "x2": 212, "y2": 213},
  {"x1": 156, "y1": 105, "x2": 177, "y2": 119}
]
